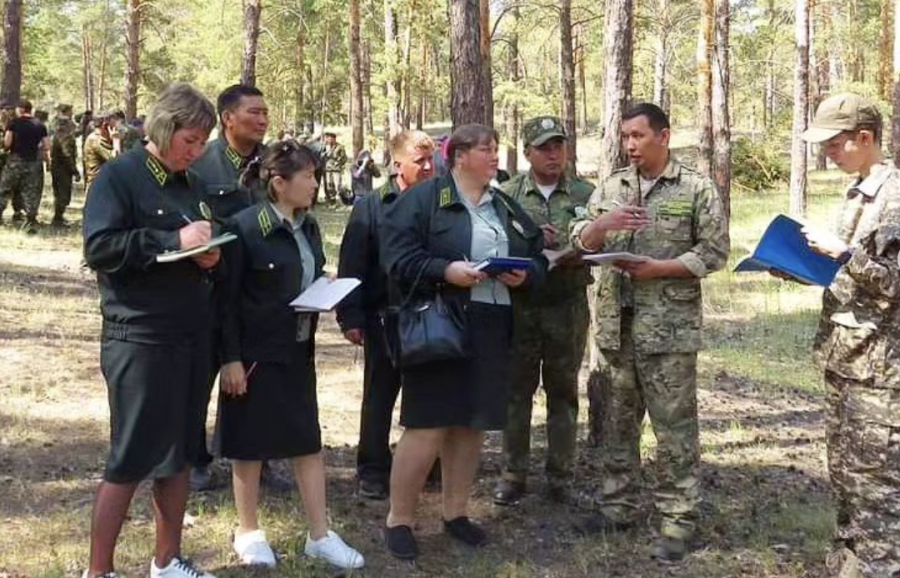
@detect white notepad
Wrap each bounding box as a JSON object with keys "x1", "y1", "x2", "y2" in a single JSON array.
[
  {"x1": 290, "y1": 277, "x2": 362, "y2": 312},
  {"x1": 156, "y1": 233, "x2": 238, "y2": 263}
]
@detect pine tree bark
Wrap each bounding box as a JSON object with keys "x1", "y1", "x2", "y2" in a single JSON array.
[
  {"x1": 892, "y1": 0, "x2": 900, "y2": 167},
  {"x1": 384, "y1": 0, "x2": 401, "y2": 137},
  {"x1": 879, "y1": 0, "x2": 893, "y2": 100},
  {"x1": 124, "y1": 0, "x2": 142, "y2": 120},
  {"x1": 350, "y1": 0, "x2": 364, "y2": 158},
  {"x1": 789, "y1": 0, "x2": 810, "y2": 217},
  {"x1": 82, "y1": 24, "x2": 93, "y2": 111},
  {"x1": 712, "y1": 0, "x2": 731, "y2": 220},
  {"x1": 449, "y1": 0, "x2": 486, "y2": 128},
  {"x1": 577, "y1": 27, "x2": 588, "y2": 131},
  {"x1": 1, "y1": 0, "x2": 22, "y2": 106},
  {"x1": 505, "y1": 1, "x2": 520, "y2": 174},
  {"x1": 652, "y1": 0, "x2": 670, "y2": 113},
  {"x1": 696, "y1": 0, "x2": 714, "y2": 177},
  {"x1": 560, "y1": 0, "x2": 577, "y2": 164},
  {"x1": 480, "y1": 0, "x2": 493, "y2": 126},
  {"x1": 294, "y1": 4, "x2": 306, "y2": 129},
  {"x1": 811, "y1": 0, "x2": 828, "y2": 170},
  {"x1": 598, "y1": 0, "x2": 633, "y2": 178},
  {"x1": 363, "y1": 39, "x2": 374, "y2": 136},
  {"x1": 241, "y1": 0, "x2": 262, "y2": 87}
]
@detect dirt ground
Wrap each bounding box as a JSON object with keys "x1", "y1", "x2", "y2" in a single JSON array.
[{"x1": 0, "y1": 215, "x2": 834, "y2": 578}]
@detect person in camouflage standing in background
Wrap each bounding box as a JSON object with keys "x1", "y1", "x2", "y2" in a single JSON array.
[
  {"x1": 322, "y1": 131, "x2": 347, "y2": 206},
  {"x1": 793, "y1": 93, "x2": 900, "y2": 578},
  {"x1": 83, "y1": 112, "x2": 114, "y2": 195},
  {"x1": 0, "y1": 101, "x2": 23, "y2": 222},
  {"x1": 571, "y1": 103, "x2": 729, "y2": 562},
  {"x1": 493, "y1": 116, "x2": 594, "y2": 506},
  {"x1": 111, "y1": 110, "x2": 142, "y2": 155},
  {"x1": 0, "y1": 100, "x2": 50, "y2": 233},
  {"x1": 50, "y1": 104, "x2": 80, "y2": 226}
]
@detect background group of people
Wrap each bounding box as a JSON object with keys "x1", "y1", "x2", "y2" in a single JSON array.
[{"x1": 75, "y1": 77, "x2": 900, "y2": 578}]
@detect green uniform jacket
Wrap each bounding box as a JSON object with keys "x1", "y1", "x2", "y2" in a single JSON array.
[
  {"x1": 324, "y1": 143, "x2": 347, "y2": 172},
  {"x1": 84, "y1": 130, "x2": 114, "y2": 188},
  {"x1": 503, "y1": 171, "x2": 594, "y2": 306},
  {"x1": 191, "y1": 136, "x2": 266, "y2": 219},
  {"x1": 813, "y1": 163, "x2": 900, "y2": 388},
  {"x1": 571, "y1": 157, "x2": 729, "y2": 354},
  {"x1": 50, "y1": 117, "x2": 78, "y2": 176}
]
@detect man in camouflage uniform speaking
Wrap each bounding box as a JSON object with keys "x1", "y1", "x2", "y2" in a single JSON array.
[
  {"x1": 570, "y1": 102, "x2": 729, "y2": 562},
  {"x1": 796, "y1": 93, "x2": 900, "y2": 578},
  {"x1": 493, "y1": 116, "x2": 594, "y2": 506}
]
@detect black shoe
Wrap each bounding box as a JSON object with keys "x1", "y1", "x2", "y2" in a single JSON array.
[
  {"x1": 261, "y1": 462, "x2": 293, "y2": 492},
  {"x1": 358, "y1": 478, "x2": 388, "y2": 500},
  {"x1": 11, "y1": 212, "x2": 24, "y2": 224},
  {"x1": 650, "y1": 537, "x2": 687, "y2": 563},
  {"x1": 51, "y1": 217, "x2": 70, "y2": 228},
  {"x1": 385, "y1": 525, "x2": 419, "y2": 560},
  {"x1": 443, "y1": 516, "x2": 487, "y2": 547},
  {"x1": 574, "y1": 513, "x2": 634, "y2": 535},
  {"x1": 493, "y1": 479, "x2": 525, "y2": 506},
  {"x1": 21, "y1": 220, "x2": 38, "y2": 235}
]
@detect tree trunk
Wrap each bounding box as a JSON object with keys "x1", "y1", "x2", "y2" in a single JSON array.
[
  {"x1": 712, "y1": 0, "x2": 731, "y2": 220},
  {"x1": 382, "y1": 84, "x2": 391, "y2": 163},
  {"x1": 892, "y1": 0, "x2": 900, "y2": 167},
  {"x1": 98, "y1": 26, "x2": 108, "y2": 111},
  {"x1": 320, "y1": 28, "x2": 330, "y2": 130},
  {"x1": 1, "y1": 0, "x2": 22, "y2": 106},
  {"x1": 696, "y1": 0, "x2": 714, "y2": 177},
  {"x1": 350, "y1": 0, "x2": 364, "y2": 158},
  {"x1": 416, "y1": 40, "x2": 427, "y2": 129},
  {"x1": 560, "y1": 0, "x2": 577, "y2": 165},
  {"x1": 764, "y1": 0, "x2": 775, "y2": 129},
  {"x1": 789, "y1": 0, "x2": 810, "y2": 218},
  {"x1": 811, "y1": 0, "x2": 828, "y2": 170},
  {"x1": 598, "y1": 0, "x2": 633, "y2": 177},
  {"x1": 241, "y1": 0, "x2": 262, "y2": 87},
  {"x1": 577, "y1": 27, "x2": 588, "y2": 131},
  {"x1": 363, "y1": 39, "x2": 374, "y2": 137},
  {"x1": 449, "y1": 0, "x2": 486, "y2": 128},
  {"x1": 401, "y1": 10, "x2": 413, "y2": 129},
  {"x1": 480, "y1": 0, "x2": 493, "y2": 126},
  {"x1": 294, "y1": 3, "x2": 306, "y2": 130},
  {"x1": 385, "y1": 0, "x2": 401, "y2": 137},
  {"x1": 124, "y1": 0, "x2": 142, "y2": 120},
  {"x1": 879, "y1": 0, "x2": 894, "y2": 100},
  {"x1": 82, "y1": 24, "x2": 93, "y2": 111},
  {"x1": 652, "y1": 0, "x2": 669, "y2": 113},
  {"x1": 505, "y1": 1, "x2": 520, "y2": 174}
]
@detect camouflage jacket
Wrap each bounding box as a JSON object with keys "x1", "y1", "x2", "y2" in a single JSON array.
[
  {"x1": 503, "y1": 170, "x2": 595, "y2": 306},
  {"x1": 324, "y1": 143, "x2": 347, "y2": 172},
  {"x1": 84, "y1": 130, "x2": 114, "y2": 187},
  {"x1": 50, "y1": 117, "x2": 78, "y2": 175},
  {"x1": 570, "y1": 157, "x2": 729, "y2": 354},
  {"x1": 814, "y1": 163, "x2": 900, "y2": 386}
]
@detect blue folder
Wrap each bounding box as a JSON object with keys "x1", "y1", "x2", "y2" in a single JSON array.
[
  {"x1": 473, "y1": 256, "x2": 533, "y2": 277},
  {"x1": 734, "y1": 214, "x2": 841, "y2": 286}
]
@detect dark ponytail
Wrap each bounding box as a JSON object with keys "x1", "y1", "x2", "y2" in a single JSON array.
[{"x1": 241, "y1": 140, "x2": 319, "y2": 202}]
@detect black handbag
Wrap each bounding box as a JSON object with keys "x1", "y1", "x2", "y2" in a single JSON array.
[{"x1": 383, "y1": 260, "x2": 469, "y2": 368}]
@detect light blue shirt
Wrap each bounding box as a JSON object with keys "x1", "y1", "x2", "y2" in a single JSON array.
[
  {"x1": 271, "y1": 203, "x2": 316, "y2": 341},
  {"x1": 455, "y1": 181, "x2": 511, "y2": 306}
]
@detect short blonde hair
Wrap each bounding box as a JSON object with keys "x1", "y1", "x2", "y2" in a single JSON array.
[
  {"x1": 390, "y1": 130, "x2": 435, "y2": 160},
  {"x1": 145, "y1": 83, "x2": 216, "y2": 155}
]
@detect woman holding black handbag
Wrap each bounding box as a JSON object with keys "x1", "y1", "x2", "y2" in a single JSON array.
[{"x1": 380, "y1": 124, "x2": 547, "y2": 560}]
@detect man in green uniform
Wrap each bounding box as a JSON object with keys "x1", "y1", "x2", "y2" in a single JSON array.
[
  {"x1": 50, "y1": 104, "x2": 80, "y2": 226},
  {"x1": 571, "y1": 102, "x2": 729, "y2": 561},
  {"x1": 795, "y1": 93, "x2": 900, "y2": 578},
  {"x1": 322, "y1": 131, "x2": 347, "y2": 206},
  {"x1": 83, "y1": 112, "x2": 114, "y2": 195},
  {"x1": 0, "y1": 100, "x2": 50, "y2": 233},
  {"x1": 111, "y1": 110, "x2": 142, "y2": 155},
  {"x1": 494, "y1": 116, "x2": 594, "y2": 505}
]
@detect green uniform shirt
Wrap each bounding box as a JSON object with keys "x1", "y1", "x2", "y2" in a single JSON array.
[
  {"x1": 84, "y1": 130, "x2": 114, "y2": 189},
  {"x1": 570, "y1": 157, "x2": 729, "y2": 354},
  {"x1": 50, "y1": 117, "x2": 78, "y2": 176},
  {"x1": 503, "y1": 171, "x2": 595, "y2": 305}
]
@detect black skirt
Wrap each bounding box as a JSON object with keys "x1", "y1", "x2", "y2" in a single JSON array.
[
  {"x1": 101, "y1": 333, "x2": 210, "y2": 484},
  {"x1": 399, "y1": 302, "x2": 513, "y2": 431},
  {"x1": 214, "y1": 338, "x2": 321, "y2": 460}
]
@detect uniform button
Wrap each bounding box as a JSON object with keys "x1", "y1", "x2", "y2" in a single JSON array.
[
  {"x1": 219, "y1": 190, "x2": 224, "y2": 195},
  {"x1": 268, "y1": 263, "x2": 275, "y2": 269},
  {"x1": 156, "y1": 209, "x2": 163, "y2": 215}
]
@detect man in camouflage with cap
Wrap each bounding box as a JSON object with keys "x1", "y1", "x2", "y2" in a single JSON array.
[
  {"x1": 793, "y1": 93, "x2": 900, "y2": 578},
  {"x1": 570, "y1": 102, "x2": 729, "y2": 562},
  {"x1": 49, "y1": 104, "x2": 80, "y2": 226},
  {"x1": 82, "y1": 112, "x2": 114, "y2": 195},
  {"x1": 322, "y1": 131, "x2": 347, "y2": 206},
  {"x1": 493, "y1": 116, "x2": 594, "y2": 506}
]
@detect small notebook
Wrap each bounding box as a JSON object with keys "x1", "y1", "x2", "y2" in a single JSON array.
[
  {"x1": 290, "y1": 277, "x2": 362, "y2": 312},
  {"x1": 581, "y1": 252, "x2": 648, "y2": 266},
  {"x1": 472, "y1": 256, "x2": 533, "y2": 276},
  {"x1": 156, "y1": 233, "x2": 238, "y2": 263}
]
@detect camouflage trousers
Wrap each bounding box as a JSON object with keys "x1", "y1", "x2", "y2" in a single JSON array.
[
  {"x1": 0, "y1": 157, "x2": 44, "y2": 221},
  {"x1": 323, "y1": 171, "x2": 343, "y2": 204},
  {"x1": 825, "y1": 373, "x2": 900, "y2": 578},
  {"x1": 50, "y1": 166, "x2": 74, "y2": 219},
  {"x1": 503, "y1": 295, "x2": 589, "y2": 484},
  {"x1": 596, "y1": 312, "x2": 701, "y2": 541}
]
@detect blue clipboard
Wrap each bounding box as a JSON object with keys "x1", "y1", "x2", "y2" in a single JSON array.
[
  {"x1": 473, "y1": 256, "x2": 533, "y2": 277},
  {"x1": 734, "y1": 214, "x2": 841, "y2": 286}
]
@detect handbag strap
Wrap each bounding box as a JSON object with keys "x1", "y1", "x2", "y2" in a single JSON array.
[{"x1": 399, "y1": 258, "x2": 431, "y2": 309}]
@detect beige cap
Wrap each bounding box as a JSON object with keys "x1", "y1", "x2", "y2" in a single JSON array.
[{"x1": 801, "y1": 93, "x2": 882, "y2": 143}]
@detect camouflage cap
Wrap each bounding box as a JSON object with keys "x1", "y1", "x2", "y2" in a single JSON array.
[
  {"x1": 802, "y1": 93, "x2": 882, "y2": 143},
  {"x1": 522, "y1": 116, "x2": 567, "y2": 147}
]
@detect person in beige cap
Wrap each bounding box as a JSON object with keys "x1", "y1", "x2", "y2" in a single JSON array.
[{"x1": 797, "y1": 92, "x2": 900, "y2": 578}]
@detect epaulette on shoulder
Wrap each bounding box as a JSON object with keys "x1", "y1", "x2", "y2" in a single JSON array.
[
  {"x1": 439, "y1": 185, "x2": 453, "y2": 208},
  {"x1": 257, "y1": 205, "x2": 274, "y2": 237}
]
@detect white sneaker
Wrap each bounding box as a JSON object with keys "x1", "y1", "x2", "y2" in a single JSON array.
[
  {"x1": 233, "y1": 529, "x2": 277, "y2": 567},
  {"x1": 304, "y1": 530, "x2": 365, "y2": 569},
  {"x1": 150, "y1": 556, "x2": 216, "y2": 578}
]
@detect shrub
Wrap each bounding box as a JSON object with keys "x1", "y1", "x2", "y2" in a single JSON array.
[{"x1": 731, "y1": 135, "x2": 790, "y2": 193}]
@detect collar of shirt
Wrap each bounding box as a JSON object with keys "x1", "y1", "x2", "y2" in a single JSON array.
[
  {"x1": 269, "y1": 202, "x2": 307, "y2": 232},
  {"x1": 144, "y1": 149, "x2": 189, "y2": 188},
  {"x1": 451, "y1": 172, "x2": 493, "y2": 208},
  {"x1": 525, "y1": 171, "x2": 566, "y2": 198},
  {"x1": 848, "y1": 162, "x2": 892, "y2": 199},
  {"x1": 220, "y1": 136, "x2": 262, "y2": 171}
]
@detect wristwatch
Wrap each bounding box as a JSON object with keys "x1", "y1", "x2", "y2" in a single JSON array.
[{"x1": 837, "y1": 249, "x2": 854, "y2": 265}]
